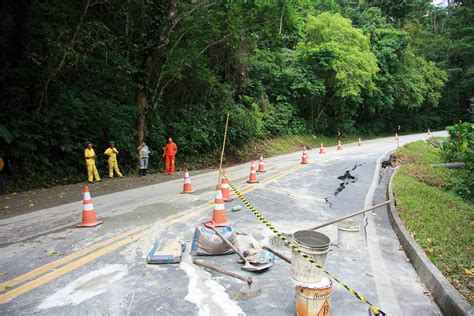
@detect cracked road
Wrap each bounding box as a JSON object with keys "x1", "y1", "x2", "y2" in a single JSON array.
[{"x1": 0, "y1": 132, "x2": 446, "y2": 315}]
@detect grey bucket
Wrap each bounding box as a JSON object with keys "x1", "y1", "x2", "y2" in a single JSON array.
[
  {"x1": 291, "y1": 230, "x2": 331, "y2": 284},
  {"x1": 337, "y1": 219, "x2": 360, "y2": 250}
]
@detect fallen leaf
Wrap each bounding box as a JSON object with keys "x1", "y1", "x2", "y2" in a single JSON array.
[{"x1": 47, "y1": 251, "x2": 64, "y2": 256}]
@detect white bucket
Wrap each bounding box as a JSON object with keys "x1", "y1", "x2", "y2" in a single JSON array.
[
  {"x1": 295, "y1": 277, "x2": 332, "y2": 316},
  {"x1": 291, "y1": 230, "x2": 331, "y2": 284},
  {"x1": 337, "y1": 219, "x2": 360, "y2": 250}
]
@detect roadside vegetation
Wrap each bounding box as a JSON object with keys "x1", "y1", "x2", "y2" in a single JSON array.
[
  {"x1": 392, "y1": 122, "x2": 474, "y2": 303},
  {"x1": 2, "y1": 1, "x2": 472, "y2": 191}
]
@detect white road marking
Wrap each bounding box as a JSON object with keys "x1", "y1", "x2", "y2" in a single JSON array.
[
  {"x1": 181, "y1": 258, "x2": 245, "y2": 316},
  {"x1": 37, "y1": 264, "x2": 127, "y2": 310}
]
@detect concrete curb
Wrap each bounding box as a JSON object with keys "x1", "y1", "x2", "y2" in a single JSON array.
[{"x1": 386, "y1": 167, "x2": 473, "y2": 316}]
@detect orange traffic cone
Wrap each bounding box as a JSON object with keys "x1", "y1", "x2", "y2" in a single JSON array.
[
  {"x1": 247, "y1": 161, "x2": 259, "y2": 183},
  {"x1": 358, "y1": 138, "x2": 362, "y2": 147},
  {"x1": 181, "y1": 169, "x2": 195, "y2": 193},
  {"x1": 301, "y1": 147, "x2": 309, "y2": 164},
  {"x1": 319, "y1": 143, "x2": 325, "y2": 154},
  {"x1": 220, "y1": 170, "x2": 233, "y2": 202},
  {"x1": 211, "y1": 185, "x2": 230, "y2": 227},
  {"x1": 337, "y1": 140, "x2": 342, "y2": 150},
  {"x1": 77, "y1": 185, "x2": 103, "y2": 227},
  {"x1": 257, "y1": 154, "x2": 266, "y2": 173}
]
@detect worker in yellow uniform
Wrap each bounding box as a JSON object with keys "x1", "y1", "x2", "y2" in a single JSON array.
[
  {"x1": 84, "y1": 142, "x2": 101, "y2": 183},
  {"x1": 104, "y1": 141, "x2": 123, "y2": 178}
]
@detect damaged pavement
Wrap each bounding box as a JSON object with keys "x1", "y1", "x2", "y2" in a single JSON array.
[{"x1": 0, "y1": 132, "x2": 446, "y2": 315}]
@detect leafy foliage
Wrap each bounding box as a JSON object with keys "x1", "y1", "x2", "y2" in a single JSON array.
[{"x1": 0, "y1": 0, "x2": 469, "y2": 191}]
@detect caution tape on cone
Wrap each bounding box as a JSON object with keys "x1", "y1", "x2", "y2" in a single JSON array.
[{"x1": 224, "y1": 175, "x2": 386, "y2": 316}]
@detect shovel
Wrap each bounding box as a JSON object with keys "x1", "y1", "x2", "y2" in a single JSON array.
[
  {"x1": 203, "y1": 221, "x2": 272, "y2": 272},
  {"x1": 192, "y1": 259, "x2": 262, "y2": 300}
]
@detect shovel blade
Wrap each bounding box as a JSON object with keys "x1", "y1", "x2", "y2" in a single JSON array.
[{"x1": 241, "y1": 261, "x2": 273, "y2": 272}]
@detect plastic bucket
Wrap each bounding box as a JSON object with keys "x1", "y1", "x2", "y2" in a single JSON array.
[
  {"x1": 337, "y1": 219, "x2": 360, "y2": 250},
  {"x1": 295, "y1": 277, "x2": 332, "y2": 316},
  {"x1": 291, "y1": 230, "x2": 331, "y2": 284}
]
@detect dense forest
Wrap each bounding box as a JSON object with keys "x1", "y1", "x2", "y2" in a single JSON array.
[{"x1": 1, "y1": 0, "x2": 473, "y2": 190}]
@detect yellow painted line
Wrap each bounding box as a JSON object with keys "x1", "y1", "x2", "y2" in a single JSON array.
[
  {"x1": 0, "y1": 162, "x2": 305, "y2": 303},
  {"x1": 165, "y1": 164, "x2": 304, "y2": 225},
  {"x1": 0, "y1": 225, "x2": 146, "y2": 291},
  {"x1": 0, "y1": 232, "x2": 143, "y2": 304}
]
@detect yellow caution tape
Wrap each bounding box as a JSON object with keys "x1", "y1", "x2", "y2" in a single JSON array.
[{"x1": 225, "y1": 175, "x2": 386, "y2": 316}]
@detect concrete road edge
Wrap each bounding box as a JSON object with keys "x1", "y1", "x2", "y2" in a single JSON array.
[{"x1": 386, "y1": 167, "x2": 473, "y2": 316}]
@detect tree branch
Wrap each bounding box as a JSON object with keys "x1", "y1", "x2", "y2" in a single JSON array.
[
  {"x1": 279, "y1": 2, "x2": 285, "y2": 35},
  {"x1": 198, "y1": 34, "x2": 230, "y2": 56},
  {"x1": 36, "y1": 0, "x2": 91, "y2": 116}
]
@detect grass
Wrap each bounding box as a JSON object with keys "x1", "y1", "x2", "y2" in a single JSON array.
[
  {"x1": 392, "y1": 141, "x2": 474, "y2": 304},
  {"x1": 232, "y1": 134, "x2": 364, "y2": 161}
]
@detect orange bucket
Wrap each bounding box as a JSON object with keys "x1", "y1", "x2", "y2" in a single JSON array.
[{"x1": 295, "y1": 277, "x2": 332, "y2": 316}]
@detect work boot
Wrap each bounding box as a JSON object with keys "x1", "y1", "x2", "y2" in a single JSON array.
[
  {"x1": 139, "y1": 169, "x2": 143, "y2": 177},
  {"x1": 144, "y1": 169, "x2": 147, "y2": 176}
]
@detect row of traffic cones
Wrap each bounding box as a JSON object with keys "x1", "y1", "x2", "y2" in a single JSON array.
[
  {"x1": 299, "y1": 138, "x2": 362, "y2": 164},
  {"x1": 77, "y1": 135, "x2": 371, "y2": 229}
]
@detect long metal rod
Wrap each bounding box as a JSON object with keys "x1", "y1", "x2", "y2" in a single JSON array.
[
  {"x1": 217, "y1": 113, "x2": 230, "y2": 185},
  {"x1": 306, "y1": 200, "x2": 390, "y2": 231},
  {"x1": 263, "y1": 246, "x2": 291, "y2": 264},
  {"x1": 193, "y1": 259, "x2": 252, "y2": 285}
]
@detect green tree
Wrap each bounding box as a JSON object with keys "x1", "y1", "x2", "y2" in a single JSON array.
[{"x1": 296, "y1": 12, "x2": 378, "y2": 132}]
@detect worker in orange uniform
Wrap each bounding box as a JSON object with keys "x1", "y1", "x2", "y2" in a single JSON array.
[
  {"x1": 164, "y1": 137, "x2": 177, "y2": 175},
  {"x1": 84, "y1": 142, "x2": 101, "y2": 183},
  {"x1": 104, "y1": 142, "x2": 123, "y2": 178}
]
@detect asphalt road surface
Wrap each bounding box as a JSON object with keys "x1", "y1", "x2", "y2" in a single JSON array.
[{"x1": 0, "y1": 132, "x2": 446, "y2": 315}]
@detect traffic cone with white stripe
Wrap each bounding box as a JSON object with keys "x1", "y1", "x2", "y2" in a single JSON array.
[
  {"x1": 337, "y1": 140, "x2": 342, "y2": 150},
  {"x1": 358, "y1": 138, "x2": 362, "y2": 147},
  {"x1": 319, "y1": 143, "x2": 325, "y2": 154},
  {"x1": 211, "y1": 185, "x2": 230, "y2": 227},
  {"x1": 77, "y1": 185, "x2": 103, "y2": 227},
  {"x1": 257, "y1": 154, "x2": 266, "y2": 173},
  {"x1": 220, "y1": 170, "x2": 233, "y2": 202},
  {"x1": 181, "y1": 169, "x2": 195, "y2": 193},
  {"x1": 301, "y1": 147, "x2": 309, "y2": 164},
  {"x1": 247, "y1": 161, "x2": 259, "y2": 183}
]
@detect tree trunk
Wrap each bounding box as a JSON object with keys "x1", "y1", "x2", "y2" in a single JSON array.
[
  {"x1": 137, "y1": 88, "x2": 147, "y2": 145},
  {"x1": 136, "y1": 0, "x2": 178, "y2": 144}
]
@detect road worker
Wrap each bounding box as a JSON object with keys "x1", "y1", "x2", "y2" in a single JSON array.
[
  {"x1": 84, "y1": 142, "x2": 101, "y2": 183},
  {"x1": 164, "y1": 137, "x2": 177, "y2": 175},
  {"x1": 104, "y1": 142, "x2": 123, "y2": 178},
  {"x1": 137, "y1": 141, "x2": 151, "y2": 176}
]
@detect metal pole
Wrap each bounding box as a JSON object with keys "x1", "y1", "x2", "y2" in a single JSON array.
[
  {"x1": 263, "y1": 246, "x2": 291, "y2": 264},
  {"x1": 217, "y1": 113, "x2": 230, "y2": 185},
  {"x1": 306, "y1": 200, "x2": 390, "y2": 231},
  {"x1": 193, "y1": 259, "x2": 253, "y2": 285}
]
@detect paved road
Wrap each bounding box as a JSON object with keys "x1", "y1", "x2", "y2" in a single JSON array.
[{"x1": 0, "y1": 132, "x2": 446, "y2": 315}]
